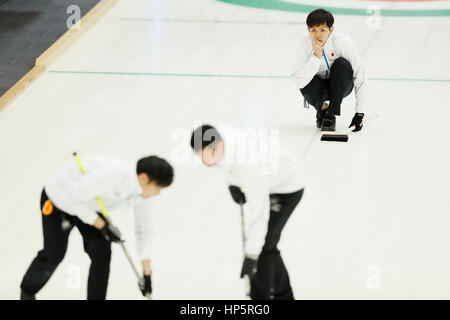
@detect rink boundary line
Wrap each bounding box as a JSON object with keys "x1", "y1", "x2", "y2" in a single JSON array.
[
  {"x1": 48, "y1": 71, "x2": 289, "y2": 79},
  {"x1": 47, "y1": 71, "x2": 450, "y2": 82},
  {"x1": 121, "y1": 18, "x2": 306, "y2": 25},
  {"x1": 0, "y1": 0, "x2": 118, "y2": 113},
  {"x1": 35, "y1": 0, "x2": 118, "y2": 69},
  {"x1": 215, "y1": 0, "x2": 450, "y2": 17},
  {"x1": 369, "y1": 77, "x2": 450, "y2": 82}
]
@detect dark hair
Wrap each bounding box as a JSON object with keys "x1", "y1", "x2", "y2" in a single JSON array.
[
  {"x1": 190, "y1": 124, "x2": 223, "y2": 151},
  {"x1": 306, "y1": 9, "x2": 334, "y2": 28},
  {"x1": 136, "y1": 156, "x2": 174, "y2": 187}
]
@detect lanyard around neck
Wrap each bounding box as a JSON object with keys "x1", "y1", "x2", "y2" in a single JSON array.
[{"x1": 323, "y1": 49, "x2": 330, "y2": 78}]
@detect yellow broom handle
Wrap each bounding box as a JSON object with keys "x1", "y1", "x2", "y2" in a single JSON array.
[
  {"x1": 73, "y1": 152, "x2": 109, "y2": 220},
  {"x1": 71, "y1": 152, "x2": 148, "y2": 298}
]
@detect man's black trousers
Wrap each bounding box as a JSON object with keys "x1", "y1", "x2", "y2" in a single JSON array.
[
  {"x1": 300, "y1": 57, "x2": 354, "y2": 116},
  {"x1": 250, "y1": 188, "x2": 304, "y2": 300},
  {"x1": 20, "y1": 189, "x2": 111, "y2": 300}
]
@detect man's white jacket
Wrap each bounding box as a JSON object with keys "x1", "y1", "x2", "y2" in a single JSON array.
[
  {"x1": 216, "y1": 125, "x2": 305, "y2": 258},
  {"x1": 292, "y1": 31, "x2": 367, "y2": 113},
  {"x1": 44, "y1": 156, "x2": 153, "y2": 260}
]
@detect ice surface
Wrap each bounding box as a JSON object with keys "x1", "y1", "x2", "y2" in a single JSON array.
[{"x1": 0, "y1": 0, "x2": 449, "y2": 299}]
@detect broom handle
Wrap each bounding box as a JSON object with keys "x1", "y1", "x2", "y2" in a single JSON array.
[
  {"x1": 72, "y1": 153, "x2": 143, "y2": 282},
  {"x1": 240, "y1": 203, "x2": 251, "y2": 297}
]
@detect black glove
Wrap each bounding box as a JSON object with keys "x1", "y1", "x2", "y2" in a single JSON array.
[
  {"x1": 139, "y1": 275, "x2": 152, "y2": 297},
  {"x1": 228, "y1": 185, "x2": 246, "y2": 205},
  {"x1": 349, "y1": 113, "x2": 364, "y2": 132},
  {"x1": 240, "y1": 256, "x2": 258, "y2": 279},
  {"x1": 101, "y1": 222, "x2": 123, "y2": 243}
]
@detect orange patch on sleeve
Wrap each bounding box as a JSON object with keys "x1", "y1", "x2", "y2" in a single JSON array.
[{"x1": 42, "y1": 199, "x2": 54, "y2": 216}]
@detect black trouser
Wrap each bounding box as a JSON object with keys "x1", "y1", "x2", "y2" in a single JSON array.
[
  {"x1": 300, "y1": 57, "x2": 354, "y2": 116},
  {"x1": 20, "y1": 189, "x2": 111, "y2": 300},
  {"x1": 250, "y1": 188, "x2": 304, "y2": 300}
]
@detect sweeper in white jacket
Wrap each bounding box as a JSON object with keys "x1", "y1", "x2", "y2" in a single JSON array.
[
  {"x1": 292, "y1": 8, "x2": 367, "y2": 132},
  {"x1": 20, "y1": 155, "x2": 174, "y2": 300},
  {"x1": 190, "y1": 124, "x2": 305, "y2": 300}
]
